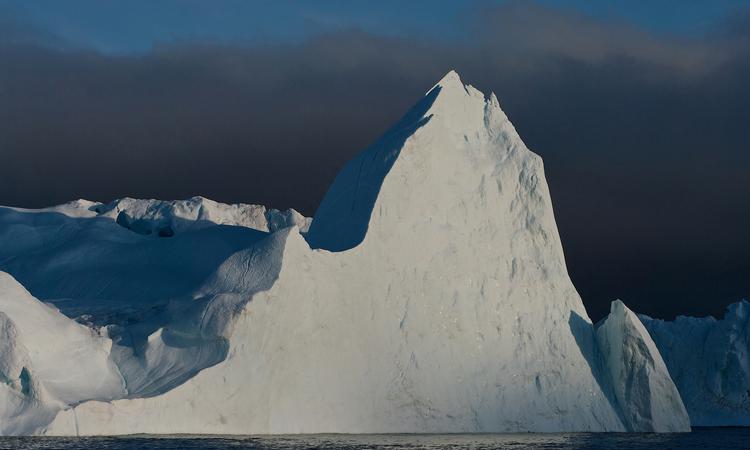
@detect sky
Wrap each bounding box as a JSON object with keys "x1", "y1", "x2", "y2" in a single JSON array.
[{"x1": 0, "y1": 0, "x2": 748, "y2": 321}]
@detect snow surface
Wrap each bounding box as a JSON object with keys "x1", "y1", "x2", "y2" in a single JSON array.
[
  {"x1": 94, "y1": 196, "x2": 311, "y2": 236},
  {"x1": 0, "y1": 272, "x2": 122, "y2": 435},
  {"x1": 0, "y1": 310, "x2": 57, "y2": 436},
  {"x1": 2, "y1": 197, "x2": 310, "y2": 234},
  {"x1": 595, "y1": 300, "x2": 690, "y2": 432},
  {"x1": 0, "y1": 197, "x2": 308, "y2": 322},
  {"x1": 640, "y1": 301, "x2": 750, "y2": 425},
  {"x1": 0, "y1": 71, "x2": 692, "y2": 435}
]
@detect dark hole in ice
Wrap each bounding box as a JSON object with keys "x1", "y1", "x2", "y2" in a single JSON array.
[
  {"x1": 157, "y1": 226, "x2": 175, "y2": 237},
  {"x1": 19, "y1": 367, "x2": 32, "y2": 396},
  {"x1": 115, "y1": 211, "x2": 178, "y2": 236}
]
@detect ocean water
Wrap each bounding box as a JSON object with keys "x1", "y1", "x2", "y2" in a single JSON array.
[{"x1": 0, "y1": 428, "x2": 747, "y2": 449}]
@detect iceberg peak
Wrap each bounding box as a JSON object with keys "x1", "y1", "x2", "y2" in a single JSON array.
[
  {"x1": 306, "y1": 71, "x2": 512, "y2": 251},
  {"x1": 430, "y1": 69, "x2": 463, "y2": 92}
]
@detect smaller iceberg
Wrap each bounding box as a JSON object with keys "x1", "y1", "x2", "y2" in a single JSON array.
[
  {"x1": 640, "y1": 300, "x2": 750, "y2": 425},
  {"x1": 596, "y1": 300, "x2": 691, "y2": 432}
]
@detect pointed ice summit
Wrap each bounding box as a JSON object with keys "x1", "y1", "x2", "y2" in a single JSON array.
[{"x1": 0, "y1": 71, "x2": 691, "y2": 434}]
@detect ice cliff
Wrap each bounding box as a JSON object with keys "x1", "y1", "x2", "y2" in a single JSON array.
[
  {"x1": 0, "y1": 71, "x2": 692, "y2": 435},
  {"x1": 640, "y1": 301, "x2": 750, "y2": 425}
]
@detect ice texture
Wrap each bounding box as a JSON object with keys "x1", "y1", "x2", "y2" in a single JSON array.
[
  {"x1": 595, "y1": 300, "x2": 690, "y2": 431},
  {"x1": 95, "y1": 196, "x2": 311, "y2": 235},
  {"x1": 0, "y1": 71, "x2": 692, "y2": 435},
  {"x1": 640, "y1": 300, "x2": 750, "y2": 425}
]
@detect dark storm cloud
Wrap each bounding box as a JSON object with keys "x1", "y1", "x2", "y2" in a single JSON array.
[{"x1": 1, "y1": 2, "x2": 748, "y2": 320}]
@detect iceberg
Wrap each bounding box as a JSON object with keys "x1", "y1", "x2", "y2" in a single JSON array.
[
  {"x1": 640, "y1": 300, "x2": 750, "y2": 425},
  {"x1": 595, "y1": 300, "x2": 690, "y2": 431},
  {"x1": 0, "y1": 71, "x2": 692, "y2": 434}
]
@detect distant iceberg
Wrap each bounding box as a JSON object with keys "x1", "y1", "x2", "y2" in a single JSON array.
[{"x1": 640, "y1": 300, "x2": 750, "y2": 426}]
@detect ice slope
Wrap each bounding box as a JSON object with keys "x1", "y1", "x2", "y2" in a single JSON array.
[
  {"x1": 0, "y1": 312, "x2": 58, "y2": 435},
  {"x1": 0, "y1": 197, "x2": 308, "y2": 304},
  {"x1": 0, "y1": 272, "x2": 123, "y2": 434},
  {"x1": 0, "y1": 197, "x2": 311, "y2": 434},
  {"x1": 640, "y1": 300, "x2": 750, "y2": 425},
  {"x1": 0, "y1": 226, "x2": 290, "y2": 433},
  {"x1": 107, "y1": 228, "x2": 292, "y2": 399},
  {"x1": 595, "y1": 300, "x2": 690, "y2": 431},
  {"x1": 0, "y1": 201, "x2": 278, "y2": 325},
  {"x1": 0, "y1": 273, "x2": 123, "y2": 404},
  {"x1": 0, "y1": 198, "x2": 303, "y2": 321},
  {"x1": 45, "y1": 71, "x2": 689, "y2": 435}
]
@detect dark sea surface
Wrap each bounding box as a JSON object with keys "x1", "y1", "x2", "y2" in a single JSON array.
[{"x1": 0, "y1": 428, "x2": 747, "y2": 449}]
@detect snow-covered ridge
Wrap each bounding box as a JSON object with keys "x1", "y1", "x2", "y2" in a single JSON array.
[
  {"x1": 0, "y1": 196, "x2": 310, "y2": 322},
  {"x1": 640, "y1": 300, "x2": 750, "y2": 426},
  {"x1": 95, "y1": 196, "x2": 311, "y2": 236},
  {"x1": 8, "y1": 196, "x2": 311, "y2": 236},
  {"x1": 0, "y1": 71, "x2": 695, "y2": 435},
  {"x1": 0, "y1": 197, "x2": 292, "y2": 322}
]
